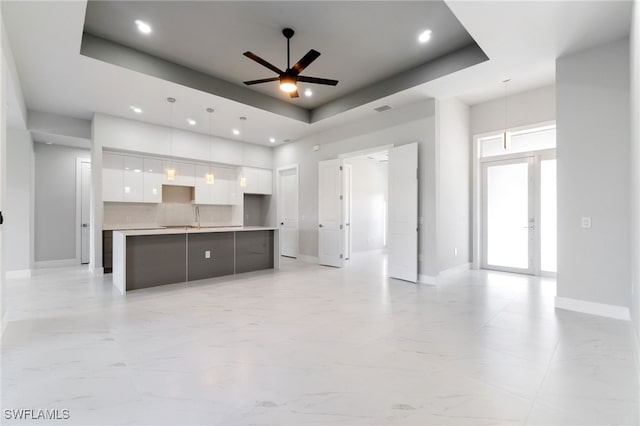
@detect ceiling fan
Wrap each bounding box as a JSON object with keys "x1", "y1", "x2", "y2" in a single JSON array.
[{"x1": 243, "y1": 28, "x2": 338, "y2": 98}]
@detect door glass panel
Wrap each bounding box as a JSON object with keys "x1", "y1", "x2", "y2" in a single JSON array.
[
  {"x1": 540, "y1": 159, "x2": 557, "y2": 272},
  {"x1": 486, "y1": 162, "x2": 529, "y2": 269}
]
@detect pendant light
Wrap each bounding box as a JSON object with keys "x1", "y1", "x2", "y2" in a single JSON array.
[
  {"x1": 166, "y1": 97, "x2": 176, "y2": 181},
  {"x1": 205, "y1": 108, "x2": 215, "y2": 184},
  {"x1": 502, "y1": 79, "x2": 511, "y2": 151},
  {"x1": 239, "y1": 116, "x2": 247, "y2": 188}
]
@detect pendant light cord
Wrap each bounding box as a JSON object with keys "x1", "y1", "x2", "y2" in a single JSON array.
[{"x1": 208, "y1": 108, "x2": 213, "y2": 173}]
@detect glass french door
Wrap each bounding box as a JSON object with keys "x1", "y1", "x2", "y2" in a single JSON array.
[{"x1": 481, "y1": 153, "x2": 556, "y2": 275}]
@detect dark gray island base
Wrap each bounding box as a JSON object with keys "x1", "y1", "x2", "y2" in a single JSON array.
[{"x1": 112, "y1": 227, "x2": 278, "y2": 293}]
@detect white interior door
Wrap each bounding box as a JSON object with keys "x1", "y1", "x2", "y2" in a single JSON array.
[
  {"x1": 278, "y1": 166, "x2": 298, "y2": 258},
  {"x1": 388, "y1": 143, "x2": 418, "y2": 282},
  {"x1": 318, "y1": 159, "x2": 343, "y2": 267},
  {"x1": 81, "y1": 161, "x2": 91, "y2": 264},
  {"x1": 343, "y1": 164, "x2": 352, "y2": 260},
  {"x1": 482, "y1": 157, "x2": 534, "y2": 274}
]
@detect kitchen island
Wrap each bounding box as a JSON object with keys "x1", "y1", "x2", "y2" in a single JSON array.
[{"x1": 112, "y1": 226, "x2": 278, "y2": 294}]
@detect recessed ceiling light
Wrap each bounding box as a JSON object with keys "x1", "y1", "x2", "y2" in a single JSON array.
[
  {"x1": 135, "y1": 20, "x2": 152, "y2": 34},
  {"x1": 187, "y1": 118, "x2": 196, "y2": 126},
  {"x1": 233, "y1": 129, "x2": 240, "y2": 135},
  {"x1": 304, "y1": 88, "x2": 313, "y2": 97},
  {"x1": 130, "y1": 106, "x2": 143, "y2": 114},
  {"x1": 418, "y1": 29, "x2": 432, "y2": 44},
  {"x1": 269, "y1": 137, "x2": 276, "y2": 143}
]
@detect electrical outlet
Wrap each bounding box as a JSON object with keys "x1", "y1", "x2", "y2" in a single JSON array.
[
  {"x1": 581, "y1": 217, "x2": 592, "y2": 228},
  {"x1": 205, "y1": 250, "x2": 211, "y2": 259}
]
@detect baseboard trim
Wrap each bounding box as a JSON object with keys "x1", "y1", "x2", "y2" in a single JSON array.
[
  {"x1": 5, "y1": 269, "x2": 32, "y2": 279},
  {"x1": 90, "y1": 266, "x2": 104, "y2": 276},
  {"x1": 34, "y1": 259, "x2": 78, "y2": 269},
  {"x1": 555, "y1": 296, "x2": 631, "y2": 321},
  {"x1": 419, "y1": 274, "x2": 438, "y2": 285},
  {"x1": 1, "y1": 312, "x2": 8, "y2": 337},
  {"x1": 419, "y1": 263, "x2": 471, "y2": 285},
  {"x1": 297, "y1": 255, "x2": 318, "y2": 264},
  {"x1": 439, "y1": 262, "x2": 471, "y2": 278}
]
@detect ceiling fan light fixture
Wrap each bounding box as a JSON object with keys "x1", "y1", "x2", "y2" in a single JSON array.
[{"x1": 280, "y1": 76, "x2": 297, "y2": 93}]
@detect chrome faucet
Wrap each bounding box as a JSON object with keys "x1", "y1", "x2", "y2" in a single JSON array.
[{"x1": 195, "y1": 206, "x2": 201, "y2": 229}]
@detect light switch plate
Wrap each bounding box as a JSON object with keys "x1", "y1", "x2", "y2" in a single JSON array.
[
  {"x1": 205, "y1": 250, "x2": 211, "y2": 259},
  {"x1": 581, "y1": 217, "x2": 592, "y2": 228}
]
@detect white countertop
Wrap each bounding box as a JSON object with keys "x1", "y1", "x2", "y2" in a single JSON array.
[
  {"x1": 103, "y1": 224, "x2": 164, "y2": 231},
  {"x1": 113, "y1": 226, "x2": 277, "y2": 236}
]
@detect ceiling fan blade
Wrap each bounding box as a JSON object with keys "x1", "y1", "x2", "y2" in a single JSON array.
[
  {"x1": 243, "y1": 51, "x2": 283, "y2": 75},
  {"x1": 289, "y1": 90, "x2": 299, "y2": 98},
  {"x1": 297, "y1": 75, "x2": 339, "y2": 86},
  {"x1": 292, "y1": 49, "x2": 321, "y2": 75},
  {"x1": 243, "y1": 77, "x2": 280, "y2": 85}
]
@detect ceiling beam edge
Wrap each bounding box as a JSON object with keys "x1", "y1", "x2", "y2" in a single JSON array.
[
  {"x1": 309, "y1": 43, "x2": 489, "y2": 123},
  {"x1": 79, "y1": 33, "x2": 311, "y2": 124}
]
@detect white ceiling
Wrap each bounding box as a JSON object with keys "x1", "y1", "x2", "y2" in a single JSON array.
[{"x1": 2, "y1": 1, "x2": 633, "y2": 148}]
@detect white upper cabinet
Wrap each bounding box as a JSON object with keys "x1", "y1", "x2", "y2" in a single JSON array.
[
  {"x1": 162, "y1": 160, "x2": 195, "y2": 187},
  {"x1": 242, "y1": 167, "x2": 272, "y2": 195},
  {"x1": 103, "y1": 153, "x2": 162, "y2": 203},
  {"x1": 103, "y1": 153, "x2": 124, "y2": 202},
  {"x1": 123, "y1": 156, "x2": 144, "y2": 202},
  {"x1": 143, "y1": 158, "x2": 162, "y2": 203},
  {"x1": 258, "y1": 168, "x2": 273, "y2": 195},
  {"x1": 193, "y1": 165, "x2": 239, "y2": 205}
]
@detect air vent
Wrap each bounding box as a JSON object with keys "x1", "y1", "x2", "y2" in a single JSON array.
[{"x1": 374, "y1": 105, "x2": 392, "y2": 112}]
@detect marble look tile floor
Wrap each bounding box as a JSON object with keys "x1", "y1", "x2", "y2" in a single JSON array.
[{"x1": 1, "y1": 253, "x2": 638, "y2": 425}]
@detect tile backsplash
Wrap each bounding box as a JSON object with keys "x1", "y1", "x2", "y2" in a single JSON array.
[{"x1": 104, "y1": 201, "x2": 234, "y2": 229}]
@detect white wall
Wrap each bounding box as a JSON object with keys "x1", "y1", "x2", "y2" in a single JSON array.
[
  {"x1": 273, "y1": 99, "x2": 438, "y2": 275},
  {"x1": 437, "y1": 98, "x2": 471, "y2": 272},
  {"x1": 34, "y1": 143, "x2": 90, "y2": 263},
  {"x1": 470, "y1": 85, "x2": 555, "y2": 136},
  {"x1": 556, "y1": 38, "x2": 631, "y2": 310},
  {"x1": 1, "y1": 10, "x2": 7, "y2": 334},
  {"x1": 94, "y1": 113, "x2": 272, "y2": 169},
  {"x1": 346, "y1": 157, "x2": 388, "y2": 252},
  {"x1": 4, "y1": 128, "x2": 33, "y2": 273},
  {"x1": 630, "y1": 0, "x2": 639, "y2": 336}
]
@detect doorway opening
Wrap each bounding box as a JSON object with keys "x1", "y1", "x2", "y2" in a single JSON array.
[
  {"x1": 474, "y1": 123, "x2": 556, "y2": 276},
  {"x1": 342, "y1": 151, "x2": 388, "y2": 261},
  {"x1": 277, "y1": 164, "x2": 299, "y2": 259},
  {"x1": 318, "y1": 143, "x2": 418, "y2": 282},
  {"x1": 76, "y1": 158, "x2": 92, "y2": 265}
]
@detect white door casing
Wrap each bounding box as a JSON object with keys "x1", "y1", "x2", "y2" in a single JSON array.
[
  {"x1": 278, "y1": 165, "x2": 299, "y2": 258},
  {"x1": 318, "y1": 159, "x2": 344, "y2": 267},
  {"x1": 343, "y1": 164, "x2": 352, "y2": 261},
  {"x1": 81, "y1": 161, "x2": 91, "y2": 264},
  {"x1": 481, "y1": 156, "x2": 534, "y2": 274},
  {"x1": 388, "y1": 143, "x2": 418, "y2": 282}
]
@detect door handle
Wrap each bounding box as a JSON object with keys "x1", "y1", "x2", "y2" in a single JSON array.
[
  {"x1": 319, "y1": 224, "x2": 323, "y2": 228},
  {"x1": 82, "y1": 223, "x2": 90, "y2": 228},
  {"x1": 280, "y1": 222, "x2": 284, "y2": 226}
]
